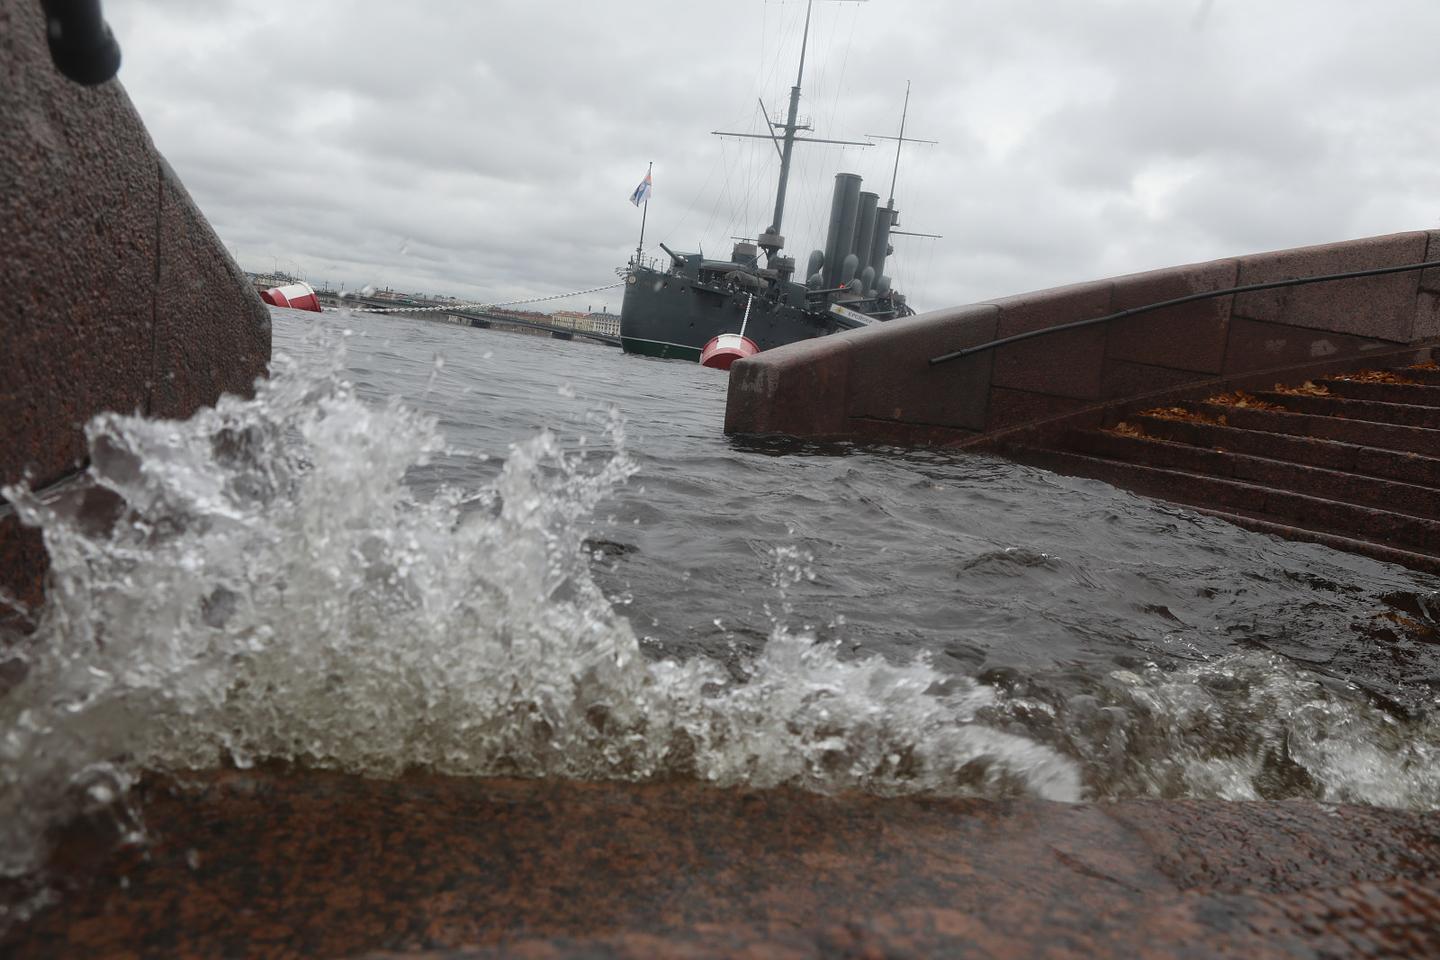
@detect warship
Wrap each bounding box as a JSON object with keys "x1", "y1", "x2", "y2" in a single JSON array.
[{"x1": 620, "y1": 0, "x2": 928, "y2": 364}]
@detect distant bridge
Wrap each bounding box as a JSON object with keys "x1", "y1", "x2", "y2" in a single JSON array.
[
  {"x1": 449, "y1": 308, "x2": 622, "y2": 348},
  {"x1": 315, "y1": 293, "x2": 621, "y2": 348}
]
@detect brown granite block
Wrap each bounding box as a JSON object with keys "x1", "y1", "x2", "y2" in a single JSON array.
[
  {"x1": 4, "y1": 770, "x2": 1438, "y2": 960},
  {"x1": 991, "y1": 326, "x2": 1109, "y2": 401},
  {"x1": 984, "y1": 387, "x2": 1090, "y2": 432},
  {"x1": 989, "y1": 280, "x2": 1114, "y2": 399},
  {"x1": 0, "y1": 514, "x2": 45, "y2": 630},
  {"x1": 1, "y1": 0, "x2": 160, "y2": 491},
  {"x1": 1104, "y1": 800, "x2": 1440, "y2": 894},
  {"x1": 1423, "y1": 229, "x2": 1440, "y2": 295},
  {"x1": 375, "y1": 884, "x2": 1440, "y2": 959},
  {"x1": 1416, "y1": 290, "x2": 1440, "y2": 341},
  {"x1": 150, "y1": 162, "x2": 271, "y2": 417},
  {"x1": 725, "y1": 334, "x2": 853, "y2": 438},
  {"x1": 1106, "y1": 259, "x2": 1239, "y2": 373},
  {"x1": 1221, "y1": 316, "x2": 1398, "y2": 374},
  {"x1": 843, "y1": 304, "x2": 999, "y2": 431},
  {"x1": 1232, "y1": 232, "x2": 1429, "y2": 341},
  {"x1": 1100, "y1": 358, "x2": 1208, "y2": 401},
  {"x1": 1, "y1": 0, "x2": 271, "y2": 615},
  {"x1": 846, "y1": 417, "x2": 985, "y2": 450}
]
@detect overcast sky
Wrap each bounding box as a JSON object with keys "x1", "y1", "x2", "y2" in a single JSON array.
[{"x1": 107, "y1": 0, "x2": 1440, "y2": 315}]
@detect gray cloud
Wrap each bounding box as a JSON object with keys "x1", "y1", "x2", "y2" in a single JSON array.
[{"x1": 106, "y1": 0, "x2": 1440, "y2": 313}]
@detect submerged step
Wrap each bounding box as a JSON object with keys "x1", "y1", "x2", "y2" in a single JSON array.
[
  {"x1": 1184, "y1": 506, "x2": 1440, "y2": 575},
  {"x1": 1011, "y1": 447, "x2": 1440, "y2": 557},
  {"x1": 1071, "y1": 430, "x2": 1440, "y2": 520},
  {"x1": 1127, "y1": 415, "x2": 1440, "y2": 487}
]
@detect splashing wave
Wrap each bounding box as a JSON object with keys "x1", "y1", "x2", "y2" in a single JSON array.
[
  {"x1": 6, "y1": 334, "x2": 1438, "y2": 884},
  {"x1": 0, "y1": 342, "x2": 1079, "y2": 879}
]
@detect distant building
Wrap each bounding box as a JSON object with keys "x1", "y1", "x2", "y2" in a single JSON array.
[
  {"x1": 587, "y1": 312, "x2": 619, "y2": 336},
  {"x1": 549, "y1": 309, "x2": 617, "y2": 336},
  {"x1": 551, "y1": 310, "x2": 589, "y2": 331}
]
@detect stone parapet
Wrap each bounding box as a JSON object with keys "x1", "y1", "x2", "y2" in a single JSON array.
[
  {"x1": 0, "y1": 0, "x2": 270, "y2": 624},
  {"x1": 726, "y1": 230, "x2": 1440, "y2": 449}
]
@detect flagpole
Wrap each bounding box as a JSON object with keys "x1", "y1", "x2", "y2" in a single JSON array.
[{"x1": 635, "y1": 160, "x2": 652, "y2": 265}]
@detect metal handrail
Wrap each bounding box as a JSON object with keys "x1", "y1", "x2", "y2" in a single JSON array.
[{"x1": 929, "y1": 258, "x2": 1440, "y2": 366}]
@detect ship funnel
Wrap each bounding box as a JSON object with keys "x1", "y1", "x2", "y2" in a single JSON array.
[
  {"x1": 822, "y1": 173, "x2": 862, "y2": 289},
  {"x1": 854, "y1": 192, "x2": 879, "y2": 280},
  {"x1": 870, "y1": 205, "x2": 895, "y2": 280}
]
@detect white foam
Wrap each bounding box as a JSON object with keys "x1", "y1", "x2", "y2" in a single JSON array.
[
  {"x1": 0, "y1": 339, "x2": 1079, "y2": 879},
  {"x1": 1036, "y1": 652, "x2": 1440, "y2": 807}
]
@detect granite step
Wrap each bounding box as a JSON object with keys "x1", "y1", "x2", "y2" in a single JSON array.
[
  {"x1": 1318, "y1": 378, "x2": 1440, "y2": 406},
  {"x1": 1248, "y1": 390, "x2": 1440, "y2": 429},
  {"x1": 1391, "y1": 365, "x2": 1440, "y2": 386},
  {"x1": 1125, "y1": 415, "x2": 1440, "y2": 487},
  {"x1": 1192, "y1": 403, "x2": 1440, "y2": 457},
  {"x1": 1012, "y1": 448, "x2": 1440, "y2": 556},
  {"x1": 1184, "y1": 506, "x2": 1440, "y2": 575},
  {"x1": 1020, "y1": 359, "x2": 1440, "y2": 571},
  {"x1": 1069, "y1": 430, "x2": 1440, "y2": 520}
]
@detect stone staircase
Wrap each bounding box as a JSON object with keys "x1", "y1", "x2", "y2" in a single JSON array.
[{"x1": 1013, "y1": 363, "x2": 1440, "y2": 573}]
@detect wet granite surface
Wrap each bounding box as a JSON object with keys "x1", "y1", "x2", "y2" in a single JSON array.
[
  {"x1": 4, "y1": 768, "x2": 1438, "y2": 958},
  {"x1": 0, "y1": 0, "x2": 270, "y2": 623}
]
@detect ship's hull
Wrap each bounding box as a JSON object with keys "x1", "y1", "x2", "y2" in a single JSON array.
[{"x1": 620, "y1": 267, "x2": 855, "y2": 361}]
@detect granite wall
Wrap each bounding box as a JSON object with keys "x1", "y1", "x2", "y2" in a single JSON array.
[
  {"x1": 0, "y1": 0, "x2": 271, "y2": 627},
  {"x1": 726, "y1": 231, "x2": 1440, "y2": 447},
  {"x1": 5, "y1": 770, "x2": 1439, "y2": 958}
]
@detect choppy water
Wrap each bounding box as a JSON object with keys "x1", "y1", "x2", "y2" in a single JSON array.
[{"x1": 4, "y1": 306, "x2": 1439, "y2": 886}]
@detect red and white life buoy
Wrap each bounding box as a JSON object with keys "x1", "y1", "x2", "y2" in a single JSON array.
[
  {"x1": 699, "y1": 333, "x2": 760, "y2": 370},
  {"x1": 260, "y1": 281, "x2": 320, "y2": 313}
]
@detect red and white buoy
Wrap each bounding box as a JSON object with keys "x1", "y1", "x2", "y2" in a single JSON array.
[
  {"x1": 259, "y1": 280, "x2": 321, "y2": 313},
  {"x1": 699, "y1": 332, "x2": 759, "y2": 370},
  {"x1": 699, "y1": 292, "x2": 760, "y2": 370}
]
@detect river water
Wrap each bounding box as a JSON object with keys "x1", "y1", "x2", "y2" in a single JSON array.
[{"x1": 3, "y1": 306, "x2": 1439, "y2": 882}]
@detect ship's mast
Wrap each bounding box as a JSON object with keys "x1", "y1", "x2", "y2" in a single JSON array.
[
  {"x1": 864, "y1": 80, "x2": 941, "y2": 240},
  {"x1": 864, "y1": 80, "x2": 937, "y2": 215},
  {"x1": 887, "y1": 80, "x2": 911, "y2": 210},
  {"x1": 711, "y1": 0, "x2": 870, "y2": 261},
  {"x1": 767, "y1": 0, "x2": 814, "y2": 243}
]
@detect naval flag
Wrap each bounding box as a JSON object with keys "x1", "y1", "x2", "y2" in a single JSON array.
[{"x1": 629, "y1": 171, "x2": 653, "y2": 207}]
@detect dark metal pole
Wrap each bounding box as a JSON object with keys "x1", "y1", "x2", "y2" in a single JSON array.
[
  {"x1": 635, "y1": 160, "x2": 652, "y2": 265},
  {"x1": 888, "y1": 80, "x2": 910, "y2": 208},
  {"x1": 768, "y1": 0, "x2": 813, "y2": 239}
]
